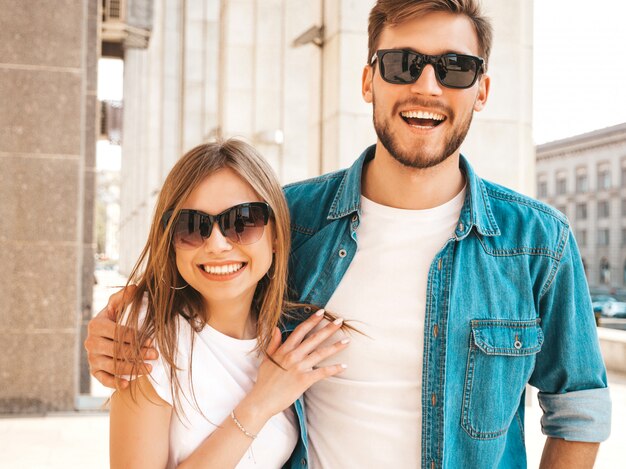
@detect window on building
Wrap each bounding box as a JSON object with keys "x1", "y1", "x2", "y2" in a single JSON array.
[
  {"x1": 600, "y1": 258, "x2": 611, "y2": 285},
  {"x1": 575, "y1": 170, "x2": 588, "y2": 193},
  {"x1": 576, "y1": 203, "x2": 587, "y2": 220},
  {"x1": 557, "y1": 205, "x2": 567, "y2": 218},
  {"x1": 622, "y1": 228, "x2": 626, "y2": 246},
  {"x1": 556, "y1": 172, "x2": 567, "y2": 195},
  {"x1": 576, "y1": 229, "x2": 587, "y2": 247},
  {"x1": 622, "y1": 199, "x2": 626, "y2": 217},
  {"x1": 598, "y1": 228, "x2": 610, "y2": 246},
  {"x1": 598, "y1": 200, "x2": 610, "y2": 218},
  {"x1": 537, "y1": 176, "x2": 548, "y2": 198},
  {"x1": 597, "y1": 165, "x2": 611, "y2": 191},
  {"x1": 621, "y1": 161, "x2": 626, "y2": 187}
]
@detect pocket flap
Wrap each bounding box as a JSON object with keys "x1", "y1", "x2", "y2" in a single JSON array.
[{"x1": 471, "y1": 319, "x2": 543, "y2": 356}]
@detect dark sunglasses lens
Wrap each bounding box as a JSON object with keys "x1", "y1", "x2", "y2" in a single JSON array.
[
  {"x1": 380, "y1": 50, "x2": 421, "y2": 84},
  {"x1": 222, "y1": 204, "x2": 268, "y2": 245},
  {"x1": 172, "y1": 212, "x2": 206, "y2": 248},
  {"x1": 437, "y1": 54, "x2": 479, "y2": 88}
]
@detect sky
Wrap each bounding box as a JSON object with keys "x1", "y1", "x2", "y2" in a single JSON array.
[{"x1": 533, "y1": 0, "x2": 626, "y2": 144}]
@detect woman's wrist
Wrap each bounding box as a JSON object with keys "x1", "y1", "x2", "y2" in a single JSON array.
[{"x1": 234, "y1": 394, "x2": 273, "y2": 433}]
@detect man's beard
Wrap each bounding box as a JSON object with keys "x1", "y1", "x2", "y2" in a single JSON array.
[{"x1": 372, "y1": 98, "x2": 474, "y2": 170}]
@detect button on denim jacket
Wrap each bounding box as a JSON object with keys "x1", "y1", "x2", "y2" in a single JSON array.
[{"x1": 282, "y1": 145, "x2": 611, "y2": 469}]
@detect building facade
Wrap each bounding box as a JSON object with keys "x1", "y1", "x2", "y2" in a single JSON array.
[
  {"x1": 0, "y1": 1, "x2": 98, "y2": 412},
  {"x1": 116, "y1": 0, "x2": 535, "y2": 275},
  {"x1": 536, "y1": 123, "x2": 626, "y2": 293}
]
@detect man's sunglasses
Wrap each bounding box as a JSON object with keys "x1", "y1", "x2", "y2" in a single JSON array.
[
  {"x1": 371, "y1": 49, "x2": 485, "y2": 89},
  {"x1": 162, "y1": 202, "x2": 271, "y2": 248}
]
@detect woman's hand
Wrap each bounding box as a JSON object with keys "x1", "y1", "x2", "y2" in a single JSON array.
[{"x1": 243, "y1": 310, "x2": 349, "y2": 420}]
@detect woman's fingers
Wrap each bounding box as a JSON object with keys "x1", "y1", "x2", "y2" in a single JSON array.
[
  {"x1": 300, "y1": 337, "x2": 350, "y2": 370},
  {"x1": 307, "y1": 363, "x2": 348, "y2": 384},
  {"x1": 266, "y1": 327, "x2": 282, "y2": 356},
  {"x1": 280, "y1": 309, "x2": 326, "y2": 350},
  {"x1": 296, "y1": 317, "x2": 344, "y2": 357}
]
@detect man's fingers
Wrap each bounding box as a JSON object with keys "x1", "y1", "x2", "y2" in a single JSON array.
[
  {"x1": 282, "y1": 309, "x2": 326, "y2": 350},
  {"x1": 93, "y1": 370, "x2": 123, "y2": 389}
]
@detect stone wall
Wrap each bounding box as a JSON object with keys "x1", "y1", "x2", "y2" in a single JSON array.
[{"x1": 0, "y1": 0, "x2": 97, "y2": 413}]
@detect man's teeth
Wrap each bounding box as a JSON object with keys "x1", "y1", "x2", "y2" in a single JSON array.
[
  {"x1": 202, "y1": 263, "x2": 244, "y2": 275},
  {"x1": 400, "y1": 110, "x2": 445, "y2": 121}
]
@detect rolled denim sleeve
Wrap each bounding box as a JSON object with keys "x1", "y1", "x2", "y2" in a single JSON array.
[
  {"x1": 530, "y1": 227, "x2": 612, "y2": 442},
  {"x1": 538, "y1": 388, "x2": 611, "y2": 441}
]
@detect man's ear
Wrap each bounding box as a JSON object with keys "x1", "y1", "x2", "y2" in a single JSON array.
[
  {"x1": 362, "y1": 65, "x2": 374, "y2": 103},
  {"x1": 473, "y1": 73, "x2": 490, "y2": 112}
]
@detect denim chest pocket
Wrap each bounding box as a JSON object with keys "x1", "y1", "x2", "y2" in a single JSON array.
[{"x1": 461, "y1": 319, "x2": 543, "y2": 439}]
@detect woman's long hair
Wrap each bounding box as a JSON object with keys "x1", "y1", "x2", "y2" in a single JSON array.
[{"x1": 113, "y1": 138, "x2": 292, "y2": 416}]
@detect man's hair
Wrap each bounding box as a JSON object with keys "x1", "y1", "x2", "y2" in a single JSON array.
[{"x1": 368, "y1": 0, "x2": 493, "y2": 67}]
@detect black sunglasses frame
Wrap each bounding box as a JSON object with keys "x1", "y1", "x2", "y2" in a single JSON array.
[
  {"x1": 371, "y1": 49, "x2": 485, "y2": 89},
  {"x1": 162, "y1": 202, "x2": 272, "y2": 247}
]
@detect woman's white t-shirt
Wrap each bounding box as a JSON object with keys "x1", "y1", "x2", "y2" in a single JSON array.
[{"x1": 146, "y1": 316, "x2": 299, "y2": 468}]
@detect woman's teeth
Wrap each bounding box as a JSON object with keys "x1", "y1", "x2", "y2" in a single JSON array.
[{"x1": 202, "y1": 263, "x2": 244, "y2": 275}]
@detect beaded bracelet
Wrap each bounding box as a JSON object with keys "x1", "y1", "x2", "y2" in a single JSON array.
[{"x1": 230, "y1": 411, "x2": 257, "y2": 439}]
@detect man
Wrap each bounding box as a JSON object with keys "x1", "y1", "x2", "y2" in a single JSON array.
[{"x1": 86, "y1": 1, "x2": 611, "y2": 467}]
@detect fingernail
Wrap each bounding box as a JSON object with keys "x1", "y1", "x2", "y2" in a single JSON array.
[
  {"x1": 340, "y1": 338, "x2": 350, "y2": 345},
  {"x1": 315, "y1": 309, "x2": 325, "y2": 317},
  {"x1": 333, "y1": 317, "x2": 344, "y2": 325},
  {"x1": 340, "y1": 364, "x2": 348, "y2": 369}
]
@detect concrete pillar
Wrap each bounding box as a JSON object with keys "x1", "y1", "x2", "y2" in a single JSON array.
[
  {"x1": 0, "y1": 0, "x2": 97, "y2": 412},
  {"x1": 461, "y1": 0, "x2": 535, "y2": 194}
]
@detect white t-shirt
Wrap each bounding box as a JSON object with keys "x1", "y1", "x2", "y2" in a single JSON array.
[
  {"x1": 146, "y1": 316, "x2": 299, "y2": 468},
  {"x1": 306, "y1": 188, "x2": 466, "y2": 468}
]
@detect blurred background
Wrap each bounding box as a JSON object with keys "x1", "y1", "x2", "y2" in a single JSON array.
[{"x1": 1, "y1": 0, "x2": 626, "y2": 467}]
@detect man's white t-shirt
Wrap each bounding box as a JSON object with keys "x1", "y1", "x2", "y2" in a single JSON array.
[
  {"x1": 146, "y1": 317, "x2": 299, "y2": 468},
  {"x1": 306, "y1": 188, "x2": 466, "y2": 468}
]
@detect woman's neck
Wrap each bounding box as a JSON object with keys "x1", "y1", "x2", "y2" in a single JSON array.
[{"x1": 204, "y1": 297, "x2": 257, "y2": 340}]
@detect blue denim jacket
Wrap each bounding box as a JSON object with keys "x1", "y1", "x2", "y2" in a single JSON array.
[{"x1": 282, "y1": 145, "x2": 611, "y2": 469}]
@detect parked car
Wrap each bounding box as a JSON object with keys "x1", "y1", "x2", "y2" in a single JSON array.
[
  {"x1": 591, "y1": 295, "x2": 617, "y2": 314},
  {"x1": 602, "y1": 301, "x2": 626, "y2": 318}
]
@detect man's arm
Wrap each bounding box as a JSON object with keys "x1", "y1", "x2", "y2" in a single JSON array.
[
  {"x1": 539, "y1": 437, "x2": 599, "y2": 469},
  {"x1": 531, "y1": 228, "x2": 611, "y2": 464},
  {"x1": 84, "y1": 286, "x2": 158, "y2": 388}
]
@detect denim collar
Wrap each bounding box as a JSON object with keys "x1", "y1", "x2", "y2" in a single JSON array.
[{"x1": 327, "y1": 144, "x2": 501, "y2": 238}]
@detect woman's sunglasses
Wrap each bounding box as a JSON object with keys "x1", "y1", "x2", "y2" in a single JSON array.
[
  {"x1": 162, "y1": 202, "x2": 271, "y2": 248},
  {"x1": 371, "y1": 49, "x2": 485, "y2": 89}
]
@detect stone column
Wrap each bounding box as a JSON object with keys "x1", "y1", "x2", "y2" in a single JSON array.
[{"x1": 0, "y1": 0, "x2": 97, "y2": 412}]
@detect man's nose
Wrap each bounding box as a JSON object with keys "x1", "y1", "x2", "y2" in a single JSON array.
[{"x1": 408, "y1": 64, "x2": 443, "y2": 96}]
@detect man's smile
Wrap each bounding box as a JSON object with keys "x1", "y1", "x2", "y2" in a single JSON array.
[{"x1": 400, "y1": 109, "x2": 447, "y2": 129}]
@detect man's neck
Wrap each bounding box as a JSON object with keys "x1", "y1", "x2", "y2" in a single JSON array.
[{"x1": 361, "y1": 142, "x2": 465, "y2": 210}]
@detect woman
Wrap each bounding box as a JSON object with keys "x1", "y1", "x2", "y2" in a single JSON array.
[{"x1": 109, "y1": 139, "x2": 349, "y2": 468}]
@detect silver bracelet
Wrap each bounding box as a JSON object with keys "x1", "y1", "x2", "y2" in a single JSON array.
[{"x1": 230, "y1": 411, "x2": 257, "y2": 439}]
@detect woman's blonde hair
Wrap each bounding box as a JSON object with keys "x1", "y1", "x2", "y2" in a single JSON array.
[{"x1": 114, "y1": 138, "x2": 291, "y2": 415}]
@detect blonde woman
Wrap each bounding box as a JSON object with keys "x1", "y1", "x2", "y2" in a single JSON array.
[{"x1": 109, "y1": 139, "x2": 348, "y2": 468}]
